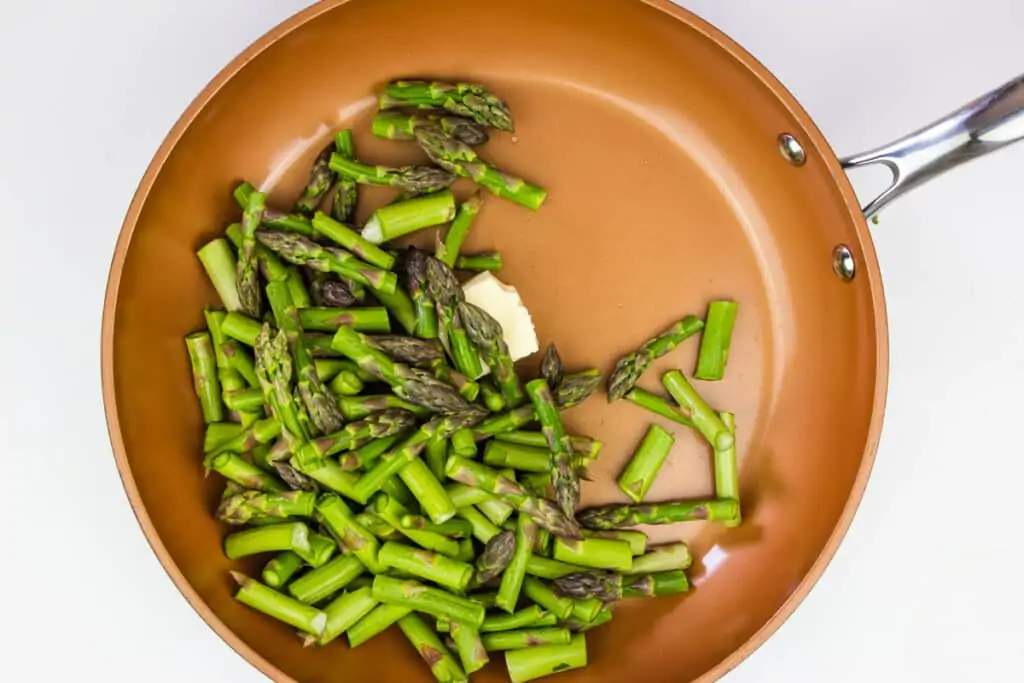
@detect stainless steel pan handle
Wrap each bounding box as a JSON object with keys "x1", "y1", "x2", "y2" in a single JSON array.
[{"x1": 841, "y1": 73, "x2": 1024, "y2": 219}]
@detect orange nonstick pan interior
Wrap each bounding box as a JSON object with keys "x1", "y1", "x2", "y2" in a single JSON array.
[{"x1": 101, "y1": 0, "x2": 887, "y2": 681}]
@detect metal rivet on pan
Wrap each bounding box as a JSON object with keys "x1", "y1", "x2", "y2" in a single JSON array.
[
  {"x1": 832, "y1": 245, "x2": 855, "y2": 281},
  {"x1": 778, "y1": 133, "x2": 806, "y2": 166}
]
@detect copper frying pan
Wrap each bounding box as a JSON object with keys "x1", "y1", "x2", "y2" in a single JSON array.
[{"x1": 99, "y1": 0, "x2": 1024, "y2": 681}]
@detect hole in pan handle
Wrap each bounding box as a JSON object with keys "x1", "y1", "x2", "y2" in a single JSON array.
[{"x1": 840, "y1": 73, "x2": 1024, "y2": 220}]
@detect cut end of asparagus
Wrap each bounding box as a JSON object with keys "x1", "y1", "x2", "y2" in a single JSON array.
[{"x1": 362, "y1": 215, "x2": 383, "y2": 245}]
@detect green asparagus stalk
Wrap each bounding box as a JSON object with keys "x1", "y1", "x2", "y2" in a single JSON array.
[
  {"x1": 577, "y1": 498, "x2": 740, "y2": 529},
  {"x1": 662, "y1": 370, "x2": 733, "y2": 452},
  {"x1": 254, "y1": 325, "x2": 310, "y2": 444},
  {"x1": 479, "y1": 605, "x2": 548, "y2": 633},
  {"x1": 448, "y1": 619, "x2": 489, "y2": 675},
  {"x1": 496, "y1": 514, "x2": 537, "y2": 613},
  {"x1": 522, "y1": 576, "x2": 575, "y2": 620},
  {"x1": 372, "y1": 575, "x2": 486, "y2": 628},
  {"x1": 436, "y1": 191, "x2": 483, "y2": 267},
  {"x1": 483, "y1": 628, "x2": 571, "y2": 651},
  {"x1": 362, "y1": 191, "x2": 457, "y2": 245},
  {"x1": 338, "y1": 394, "x2": 432, "y2": 421},
  {"x1": 262, "y1": 551, "x2": 304, "y2": 589},
  {"x1": 479, "y1": 378, "x2": 506, "y2": 412},
  {"x1": 368, "y1": 335, "x2": 445, "y2": 366},
  {"x1": 297, "y1": 409, "x2": 418, "y2": 465},
  {"x1": 617, "y1": 424, "x2": 676, "y2": 503},
  {"x1": 373, "y1": 493, "x2": 461, "y2": 558},
  {"x1": 608, "y1": 315, "x2": 705, "y2": 401},
  {"x1": 431, "y1": 361, "x2": 481, "y2": 402},
  {"x1": 338, "y1": 434, "x2": 405, "y2": 470},
  {"x1": 505, "y1": 634, "x2": 587, "y2": 683},
  {"x1": 426, "y1": 256, "x2": 485, "y2": 379},
  {"x1": 625, "y1": 543, "x2": 692, "y2": 574},
  {"x1": 695, "y1": 300, "x2": 739, "y2": 381},
  {"x1": 525, "y1": 379, "x2": 577, "y2": 519},
  {"x1": 540, "y1": 344, "x2": 564, "y2": 390},
  {"x1": 624, "y1": 387, "x2": 695, "y2": 427},
  {"x1": 566, "y1": 607, "x2": 613, "y2": 633},
  {"x1": 205, "y1": 452, "x2": 284, "y2": 492},
  {"x1": 415, "y1": 124, "x2": 547, "y2": 210},
  {"x1": 185, "y1": 332, "x2": 224, "y2": 423},
  {"x1": 347, "y1": 602, "x2": 411, "y2": 648},
  {"x1": 255, "y1": 229, "x2": 398, "y2": 293},
  {"x1": 197, "y1": 238, "x2": 243, "y2": 311},
  {"x1": 554, "y1": 370, "x2": 603, "y2": 409},
  {"x1": 372, "y1": 284, "x2": 419, "y2": 336},
  {"x1": 316, "y1": 494, "x2": 386, "y2": 573},
  {"x1": 475, "y1": 529, "x2": 516, "y2": 584},
  {"x1": 297, "y1": 306, "x2": 391, "y2": 333},
  {"x1": 378, "y1": 541, "x2": 474, "y2": 591},
  {"x1": 204, "y1": 422, "x2": 245, "y2": 452},
  {"x1": 447, "y1": 429, "x2": 475, "y2": 459},
  {"x1": 581, "y1": 530, "x2": 648, "y2": 556},
  {"x1": 445, "y1": 456, "x2": 581, "y2": 538},
  {"x1": 216, "y1": 490, "x2": 316, "y2": 526},
  {"x1": 231, "y1": 572, "x2": 326, "y2": 637},
  {"x1": 446, "y1": 483, "x2": 499, "y2": 509},
  {"x1": 571, "y1": 597, "x2": 604, "y2": 623},
  {"x1": 473, "y1": 405, "x2": 536, "y2": 438},
  {"x1": 399, "y1": 515, "x2": 473, "y2": 538},
  {"x1": 310, "y1": 272, "x2": 361, "y2": 307},
  {"x1": 380, "y1": 80, "x2": 514, "y2": 132},
  {"x1": 224, "y1": 522, "x2": 311, "y2": 560},
  {"x1": 221, "y1": 340, "x2": 259, "y2": 388},
  {"x1": 524, "y1": 555, "x2": 590, "y2": 580},
  {"x1": 495, "y1": 431, "x2": 603, "y2": 462},
  {"x1": 329, "y1": 154, "x2": 455, "y2": 194},
  {"x1": 398, "y1": 613, "x2": 470, "y2": 682},
  {"x1": 294, "y1": 531, "x2": 337, "y2": 568},
  {"x1": 356, "y1": 511, "x2": 404, "y2": 542},
  {"x1": 234, "y1": 182, "x2": 316, "y2": 236},
  {"x1": 329, "y1": 369, "x2": 364, "y2": 396},
  {"x1": 553, "y1": 537, "x2": 633, "y2": 572},
  {"x1": 294, "y1": 143, "x2": 336, "y2": 216},
  {"x1": 399, "y1": 247, "x2": 440, "y2": 339},
  {"x1": 460, "y1": 301, "x2": 525, "y2": 406},
  {"x1": 221, "y1": 311, "x2": 263, "y2": 346},
  {"x1": 331, "y1": 325, "x2": 473, "y2": 414},
  {"x1": 372, "y1": 112, "x2": 490, "y2": 146},
  {"x1": 455, "y1": 252, "x2": 503, "y2": 272},
  {"x1": 222, "y1": 387, "x2": 264, "y2": 412},
  {"x1": 315, "y1": 358, "x2": 374, "y2": 382},
  {"x1": 235, "y1": 190, "x2": 266, "y2": 317},
  {"x1": 284, "y1": 265, "x2": 312, "y2": 308},
  {"x1": 314, "y1": 586, "x2": 378, "y2": 647},
  {"x1": 456, "y1": 505, "x2": 502, "y2": 544},
  {"x1": 310, "y1": 211, "x2": 396, "y2": 270},
  {"x1": 534, "y1": 527, "x2": 552, "y2": 557},
  {"x1": 483, "y1": 441, "x2": 553, "y2": 472},
  {"x1": 288, "y1": 554, "x2": 366, "y2": 604},
  {"x1": 207, "y1": 416, "x2": 280, "y2": 455},
  {"x1": 328, "y1": 130, "x2": 358, "y2": 224},
  {"x1": 717, "y1": 412, "x2": 741, "y2": 527}
]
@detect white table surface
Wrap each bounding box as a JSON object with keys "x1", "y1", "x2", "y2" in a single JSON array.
[{"x1": 3, "y1": 1, "x2": 1022, "y2": 680}]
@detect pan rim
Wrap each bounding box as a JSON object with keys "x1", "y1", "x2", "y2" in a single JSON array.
[{"x1": 99, "y1": 1, "x2": 889, "y2": 681}]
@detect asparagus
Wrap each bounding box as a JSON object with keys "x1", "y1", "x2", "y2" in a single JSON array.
[
  {"x1": 460, "y1": 301, "x2": 525, "y2": 406},
  {"x1": 328, "y1": 130, "x2": 358, "y2": 224},
  {"x1": 455, "y1": 252, "x2": 502, "y2": 272},
  {"x1": 422, "y1": 434, "x2": 449, "y2": 482},
  {"x1": 479, "y1": 379, "x2": 505, "y2": 412},
  {"x1": 581, "y1": 530, "x2": 648, "y2": 556},
  {"x1": 231, "y1": 572, "x2": 327, "y2": 637},
  {"x1": 235, "y1": 190, "x2": 266, "y2": 317},
  {"x1": 339, "y1": 394, "x2": 432, "y2": 421},
  {"x1": 431, "y1": 361, "x2": 481, "y2": 402},
  {"x1": 400, "y1": 515, "x2": 473, "y2": 538},
  {"x1": 234, "y1": 182, "x2": 316, "y2": 235},
  {"x1": 373, "y1": 283, "x2": 419, "y2": 336},
  {"x1": 624, "y1": 387, "x2": 695, "y2": 427},
  {"x1": 475, "y1": 530, "x2": 516, "y2": 584},
  {"x1": 312, "y1": 274, "x2": 359, "y2": 307},
  {"x1": 662, "y1": 370, "x2": 734, "y2": 452},
  {"x1": 206, "y1": 452, "x2": 284, "y2": 492},
  {"x1": 401, "y1": 247, "x2": 440, "y2": 340},
  {"x1": 373, "y1": 493, "x2": 461, "y2": 558},
  {"x1": 329, "y1": 154, "x2": 455, "y2": 194},
  {"x1": 577, "y1": 498, "x2": 740, "y2": 529},
  {"x1": 695, "y1": 300, "x2": 739, "y2": 381},
  {"x1": 626, "y1": 543, "x2": 692, "y2": 574},
  {"x1": 370, "y1": 335, "x2": 445, "y2": 365},
  {"x1": 262, "y1": 551, "x2": 304, "y2": 589},
  {"x1": 456, "y1": 505, "x2": 502, "y2": 544},
  {"x1": 197, "y1": 238, "x2": 243, "y2": 311},
  {"x1": 356, "y1": 511, "x2": 403, "y2": 541},
  {"x1": 415, "y1": 124, "x2": 547, "y2": 210},
  {"x1": 223, "y1": 522, "x2": 311, "y2": 560},
  {"x1": 483, "y1": 440, "x2": 599, "y2": 474},
  {"x1": 294, "y1": 531, "x2": 338, "y2": 568},
  {"x1": 474, "y1": 405, "x2": 536, "y2": 438},
  {"x1": 448, "y1": 619, "x2": 489, "y2": 675},
  {"x1": 339, "y1": 434, "x2": 405, "y2": 470},
  {"x1": 256, "y1": 229, "x2": 398, "y2": 294},
  {"x1": 222, "y1": 387, "x2": 264, "y2": 412},
  {"x1": 445, "y1": 456, "x2": 581, "y2": 539},
  {"x1": 437, "y1": 192, "x2": 483, "y2": 268},
  {"x1": 495, "y1": 432, "x2": 602, "y2": 463},
  {"x1": 221, "y1": 311, "x2": 263, "y2": 347},
  {"x1": 254, "y1": 326, "x2": 310, "y2": 444},
  {"x1": 331, "y1": 326, "x2": 473, "y2": 414},
  {"x1": 185, "y1": 332, "x2": 224, "y2": 423},
  {"x1": 314, "y1": 586, "x2": 378, "y2": 647},
  {"x1": 524, "y1": 555, "x2": 590, "y2": 580},
  {"x1": 288, "y1": 554, "x2": 366, "y2": 605},
  {"x1": 297, "y1": 306, "x2": 391, "y2": 333},
  {"x1": 297, "y1": 409, "x2": 417, "y2": 465},
  {"x1": 398, "y1": 613, "x2": 471, "y2": 682},
  {"x1": 314, "y1": 358, "x2": 374, "y2": 382},
  {"x1": 617, "y1": 424, "x2": 676, "y2": 503},
  {"x1": 483, "y1": 628, "x2": 571, "y2": 651},
  {"x1": 478, "y1": 605, "x2": 548, "y2": 633},
  {"x1": 505, "y1": 634, "x2": 587, "y2": 683},
  {"x1": 525, "y1": 379, "x2": 577, "y2": 519},
  {"x1": 329, "y1": 370, "x2": 364, "y2": 396},
  {"x1": 316, "y1": 494, "x2": 386, "y2": 573},
  {"x1": 553, "y1": 537, "x2": 633, "y2": 572},
  {"x1": 571, "y1": 597, "x2": 604, "y2": 623},
  {"x1": 221, "y1": 340, "x2": 259, "y2": 388},
  {"x1": 362, "y1": 191, "x2": 457, "y2": 245},
  {"x1": 372, "y1": 112, "x2": 490, "y2": 146},
  {"x1": 607, "y1": 315, "x2": 705, "y2": 401},
  {"x1": 204, "y1": 422, "x2": 245, "y2": 452},
  {"x1": 380, "y1": 80, "x2": 514, "y2": 132},
  {"x1": 540, "y1": 344, "x2": 564, "y2": 390},
  {"x1": 534, "y1": 527, "x2": 552, "y2": 557},
  {"x1": 294, "y1": 143, "x2": 336, "y2": 216},
  {"x1": 552, "y1": 570, "x2": 688, "y2": 600},
  {"x1": 216, "y1": 490, "x2": 316, "y2": 526},
  {"x1": 496, "y1": 514, "x2": 537, "y2": 613},
  {"x1": 566, "y1": 607, "x2": 613, "y2": 633},
  {"x1": 717, "y1": 412, "x2": 742, "y2": 527},
  {"x1": 284, "y1": 265, "x2": 312, "y2": 308},
  {"x1": 372, "y1": 575, "x2": 486, "y2": 628},
  {"x1": 451, "y1": 429, "x2": 477, "y2": 458},
  {"x1": 426, "y1": 256, "x2": 485, "y2": 379},
  {"x1": 347, "y1": 603, "x2": 412, "y2": 648},
  {"x1": 379, "y1": 541, "x2": 474, "y2": 591},
  {"x1": 554, "y1": 370, "x2": 603, "y2": 409}
]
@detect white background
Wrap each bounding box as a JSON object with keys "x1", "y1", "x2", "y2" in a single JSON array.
[{"x1": 2, "y1": 1, "x2": 1022, "y2": 680}]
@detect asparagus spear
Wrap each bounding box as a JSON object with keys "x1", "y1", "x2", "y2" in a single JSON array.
[
  {"x1": 288, "y1": 554, "x2": 366, "y2": 605},
  {"x1": 399, "y1": 456, "x2": 458, "y2": 524},
  {"x1": 220, "y1": 340, "x2": 259, "y2": 388},
  {"x1": 205, "y1": 452, "x2": 284, "y2": 492},
  {"x1": 401, "y1": 247, "x2": 439, "y2": 339},
  {"x1": 534, "y1": 527, "x2": 552, "y2": 557},
  {"x1": 577, "y1": 498, "x2": 740, "y2": 529},
  {"x1": 380, "y1": 80, "x2": 514, "y2": 132},
  {"x1": 495, "y1": 432, "x2": 603, "y2": 462},
  {"x1": 372, "y1": 575, "x2": 486, "y2": 628},
  {"x1": 552, "y1": 570, "x2": 688, "y2": 600},
  {"x1": 431, "y1": 361, "x2": 480, "y2": 402},
  {"x1": 496, "y1": 514, "x2": 537, "y2": 613},
  {"x1": 456, "y1": 505, "x2": 502, "y2": 544},
  {"x1": 203, "y1": 422, "x2": 245, "y2": 453},
  {"x1": 624, "y1": 387, "x2": 694, "y2": 427},
  {"x1": 479, "y1": 378, "x2": 505, "y2": 412},
  {"x1": 400, "y1": 515, "x2": 473, "y2": 538},
  {"x1": 552, "y1": 537, "x2": 633, "y2": 572},
  {"x1": 197, "y1": 238, "x2": 243, "y2": 311},
  {"x1": 626, "y1": 542, "x2": 692, "y2": 574},
  {"x1": 581, "y1": 529, "x2": 648, "y2": 556},
  {"x1": 695, "y1": 300, "x2": 739, "y2": 381},
  {"x1": 482, "y1": 628, "x2": 571, "y2": 651},
  {"x1": 662, "y1": 370, "x2": 734, "y2": 452},
  {"x1": 448, "y1": 619, "x2": 489, "y2": 675},
  {"x1": 451, "y1": 429, "x2": 477, "y2": 457},
  {"x1": 372, "y1": 493, "x2": 461, "y2": 558},
  {"x1": 233, "y1": 181, "x2": 316, "y2": 235},
  {"x1": 523, "y1": 576, "x2": 574, "y2": 620},
  {"x1": 254, "y1": 325, "x2": 309, "y2": 445},
  {"x1": 339, "y1": 394, "x2": 432, "y2": 421},
  {"x1": 505, "y1": 634, "x2": 587, "y2": 683},
  {"x1": 426, "y1": 256, "x2": 485, "y2": 379},
  {"x1": 221, "y1": 311, "x2": 263, "y2": 347},
  {"x1": 271, "y1": 459, "x2": 319, "y2": 492},
  {"x1": 415, "y1": 124, "x2": 547, "y2": 210},
  {"x1": 338, "y1": 434, "x2": 405, "y2": 470},
  {"x1": 565, "y1": 607, "x2": 613, "y2": 633},
  {"x1": 216, "y1": 490, "x2": 316, "y2": 526},
  {"x1": 361, "y1": 191, "x2": 457, "y2": 246},
  {"x1": 368, "y1": 335, "x2": 445, "y2": 366},
  {"x1": 328, "y1": 154, "x2": 455, "y2": 194},
  {"x1": 617, "y1": 424, "x2": 675, "y2": 503},
  {"x1": 262, "y1": 551, "x2": 304, "y2": 589},
  {"x1": 236, "y1": 190, "x2": 266, "y2": 317},
  {"x1": 372, "y1": 112, "x2": 490, "y2": 146},
  {"x1": 607, "y1": 315, "x2": 705, "y2": 401},
  {"x1": 436, "y1": 192, "x2": 483, "y2": 268},
  {"x1": 294, "y1": 143, "x2": 336, "y2": 216},
  {"x1": 297, "y1": 306, "x2": 390, "y2": 333},
  {"x1": 397, "y1": 613, "x2": 470, "y2": 682},
  {"x1": 379, "y1": 541, "x2": 474, "y2": 591},
  {"x1": 331, "y1": 325, "x2": 472, "y2": 414},
  {"x1": 316, "y1": 493, "x2": 386, "y2": 573},
  {"x1": 294, "y1": 531, "x2": 338, "y2": 568},
  {"x1": 185, "y1": 332, "x2": 223, "y2": 423},
  {"x1": 477, "y1": 605, "x2": 548, "y2": 633},
  {"x1": 716, "y1": 412, "x2": 741, "y2": 527},
  {"x1": 356, "y1": 511, "x2": 404, "y2": 542},
  {"x1": 475, "y1": 530, "x2": 516, "y2": 584},
  {"x1": 312, "y1": 274, "x2": 360, "y2": 307},
  {"x1": 554, "y1": 370, "x2": 603, "y2": 409},
  {"x1": 255, "y1": 229, "x2": 398, "y2": 294},
  {"x1": 347, "y1": 603, "x2": 412, "y2": 648},
  {"x1": 524, "y1": 555, "x2": 590, "y2": 580},
  {"x1": 540, "y1": 344, "x2": 564, "y2": 390},
  {"x1": 313, "y1": 586, "x2": 378, "y2": 647},
  {"x1": 224, "y1": 522, "x2": 311, "y2": 560},
  {"x1": 314, "y1": 214, "x2": 400, "y2": 276},
  {"x1": 230, "y1": 572, "x2": 327, "y2": 637},
  {"x1": 327, "y1": 130, "x2": 358, "y2": 224},
  {"x1": 460, "y1": 301, "x2": 525, "y2": 406},
  {"x1": 455, "y1": 252, "x2": 502, "y2": 272},
  {"x1": 525, "y1": 379, "x2": 578, "y2": 519},
  {"x1": 297, "y1": 409, "x2": 417, "y2": 465},
  {"x1": 571, "y1": 597, "x2": 604, "y2": 623}
]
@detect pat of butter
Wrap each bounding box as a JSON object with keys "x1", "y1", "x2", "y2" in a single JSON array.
[{"x1": 462, "y1": 272, "x2": 539, "y2": 361}]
